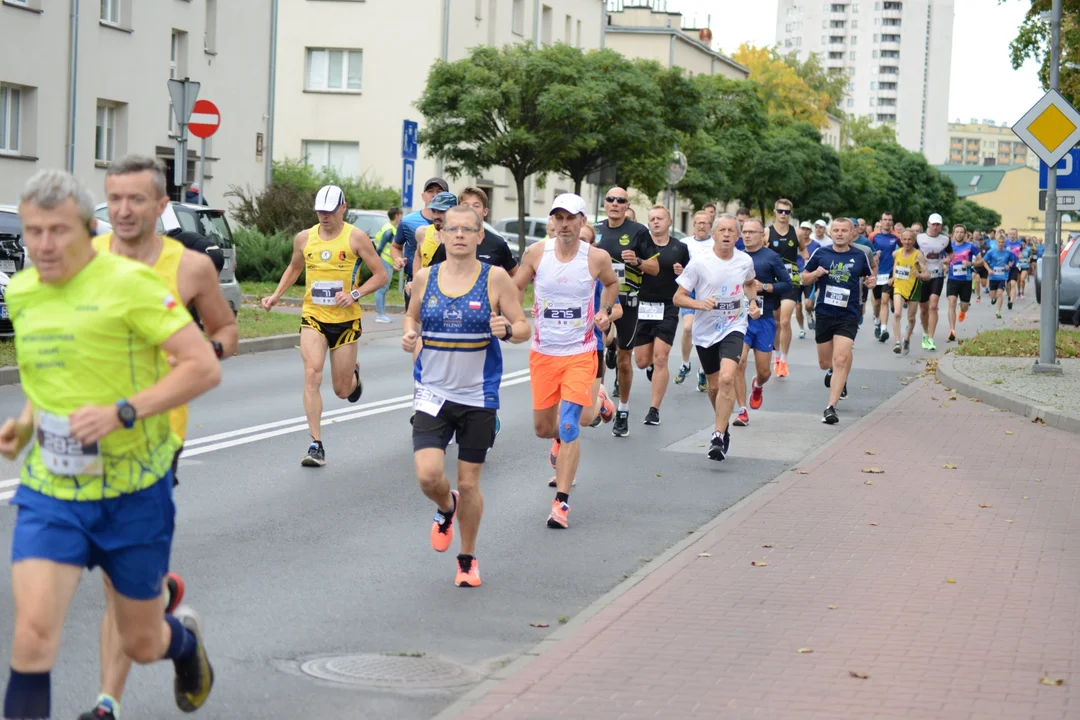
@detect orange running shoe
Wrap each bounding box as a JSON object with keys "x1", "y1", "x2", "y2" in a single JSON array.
[
  {"x1": 958, "y1": 311, "x2": 967, "y2": 323},
  {"x1": 455, "y1": 555, "x2": 481, "y2": 587},
  {"x1": 430, "y1": 490, "x2": 458, "y2": 553},
  {"x1": 549, "y1": 439, "x2": 560, "y2": 469},
  {"x1": 598, "y1": 387, "x2": 615, "y2": 423},
  {"x1": 777, "y1": 359, "x2": 790, "y2": 378},
  {"x1": 546, "y1": 499, "x2": 570, "y2": 529},
  {"x1": 165, "y1": 572, "x2": 185, "y2": 614},
  {"x1": 749, "y1": 376, "x2": 764, "y2": 410}
]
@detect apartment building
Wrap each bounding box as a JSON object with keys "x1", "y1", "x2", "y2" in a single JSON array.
[
  {"x1": 273, "y1": 0, "x2": 604, "y2": 221},
  {"x1": 0, "y1": 0, "x2": 273, "y2": 205},
  {"x1": 775, "y1": 0, "x2": 955, "y2": 163},
  {"x1": 947, "y1": 119, "x2": 1038, "y2": 170}
]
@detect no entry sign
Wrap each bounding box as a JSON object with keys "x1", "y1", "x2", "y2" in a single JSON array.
[{"x1": 188, "y1": 99, "x2": 221, "y2": 139}]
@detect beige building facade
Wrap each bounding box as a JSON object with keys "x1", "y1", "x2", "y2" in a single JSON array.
[
  {"x1": 947, "y1": 120, "x2": 1038, "y2": 170},
  {"x1": 0, "y1": 0, "x2": 272, "y2": 205}
]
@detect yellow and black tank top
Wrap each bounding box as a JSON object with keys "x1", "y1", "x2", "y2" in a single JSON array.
[
  {"x1": 892, "y1": 248, "x2": 920, "y2": 299},
  {"x1": 302, "y1": 222, "x2": 363, "y2": 323}
]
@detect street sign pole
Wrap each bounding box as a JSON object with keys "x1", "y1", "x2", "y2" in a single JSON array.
[
  {"x1": 199, "y1": 137, "x2": 206, "y2": 202},
  {"x1": 176, "y1": 81, "x2": 188, "y2": 188},
  {"x1": 1037, "y1": 0, "x2": 1063, "y2": 374}
]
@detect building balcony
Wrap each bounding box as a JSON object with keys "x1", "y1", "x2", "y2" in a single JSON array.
[
  {"x1": 876, "y1": 87, "x2": 898, "y2": 98},
  {"x1": 882, "y1": 7, "x2": 903, "y2": 19},
  {"x1": 879, "y1": 39, "x2": 901, "y2": 51}
]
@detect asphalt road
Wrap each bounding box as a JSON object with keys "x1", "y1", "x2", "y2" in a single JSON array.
[{"x1": 0, "y1": 291, "x2": 1036, "y2": 719}]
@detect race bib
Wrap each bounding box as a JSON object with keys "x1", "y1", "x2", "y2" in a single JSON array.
[
  {"x1": 823, "y1": 285, "x2": 850, "y2": 308},
  {"x1": 950, "y1": 264, "x2": 967, "y2": 278},
  {"x1": 895, "y1": 265, "x2": 911, "y2": 280},
  {"x1": 541, "y1": 301, "x2": 583, "y2": 325},
  {"x1": 311, "y1": 280, "x2": 343, "y2": 306},
  {"x1": 714, "y1": 297, "x2": 742, "y2": 314},
  {"x1": 929, "y1": 266, "x2": 944, "y2": 279},
  {"x1": 37, "y1": 412, "x2": 103, "y2": 477},
  {"x1": 876, "y1": 273, "x2": 890, "y2": 285},
  {"x1": 612, "y1": 263, "x2": 626, "y2": 286},
  {"x1": 639, "y1": 301, "x2": 664, "y2": 321},
  {"x1": 413, "y1": 385, "x2": 446, "y2": 417},
  {"x1": 992, "y1": 266, "x2": 1005, "y2": 276}
]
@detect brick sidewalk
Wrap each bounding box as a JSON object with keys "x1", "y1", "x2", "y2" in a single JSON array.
[{"x1": 453, "y1": 378, "x2": 1080, "y2": 720}]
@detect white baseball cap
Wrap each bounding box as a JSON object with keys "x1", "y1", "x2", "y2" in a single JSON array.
[
  {"x1": 314, "y1": 185, "x2": 345, "y2": 212},
  {"x1": 550, "y1": 192, "x2": 587, "y2": 217},
  {"x1": 928, "y1": 213, "x2": 943, "y2": 225},
  {"x1": 814, "y1": 219, "x2": 827, "y2": 227},
  {"x1": 799, "y1": 221, "x2": 813, "y2": 229}
]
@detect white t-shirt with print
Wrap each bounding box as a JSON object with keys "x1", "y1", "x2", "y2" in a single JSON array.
[{"x1": 676, "y1": 249, "x2": 756, "y2": 348}]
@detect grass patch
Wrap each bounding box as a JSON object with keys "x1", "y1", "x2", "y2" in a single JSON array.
[
  {"x1": 240, "y1": 279, "x2": 535, "y2": 308},
  {"x1": 954, "y1": 329, "x2": 1080, "y2": 358},
  {"x1": 0, "y1": 341, "x2": 14, "y2": 369},
  {"x1": 236, "y1": 307, "x2": 299, "y2": 339}
]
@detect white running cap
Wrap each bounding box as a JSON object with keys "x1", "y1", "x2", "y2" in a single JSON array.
[
  {"x1": 927, "y1": 212, "x2": 943, "y2": 225},
  {"x1": 550, "y1": 192, "x2": 587, "y2": 217},
  {"x1": 314, "y1": 185, "x2": 345, "y2": 212},
  {"x1": 814, "y1": 219, "x2": 827, "y2": 227}
]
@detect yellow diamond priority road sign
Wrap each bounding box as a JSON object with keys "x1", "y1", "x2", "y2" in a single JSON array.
[{"x1": 1013, "y1": 89, "x2": 1080, "y2": 167}]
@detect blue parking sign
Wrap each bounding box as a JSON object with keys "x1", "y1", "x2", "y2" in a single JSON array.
[
  {"x1": 1040, "y1": 148, "x2": 1080, "y2": 190},
  {"x1": 402, "y1": 159, "x2": 415, "y2": 209},
  {"x1": 402, "y1": 120, "x2": 418, "y2": 160}
]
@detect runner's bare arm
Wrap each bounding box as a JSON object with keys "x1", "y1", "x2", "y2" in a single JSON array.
[
  {"x1": 0, "y1": 399, "x2": 34, "y2": 461},
  {"x1": 186, "y1": 251, "x2": 239, "y2": 358},
  {"x1": 638, "y1": 253, "x2": 660, "y2": 276},
  {"x1": 349, "y1": 227, "x2": 389, "y2": 298},
  {"x1": 915, "y1": 251, "x2": 931, "y2": 280},
  {"x1": 401, "y1": 267, "x2": 430, "y2": 354},
  {"x1": 262, "y1": 230, "x2": 308, "y2": 310},
  {"x1": 487, "y1": 267, "x2": 529, "y2": 343}
]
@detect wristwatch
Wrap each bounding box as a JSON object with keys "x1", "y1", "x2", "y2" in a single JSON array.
[
  {"x1": 211, "y1": 340, "x2": 224, "y2": 359},
  {"x1": 501, "y1": 321, "x2": 513, "y2": 341},
  {"x1": 602, "y1": 304, "x2": 614, "y2": 315},
  {"x1": 350, "y1": 289, "x2": 362, "y2": 302},
  {"x1": 116, "y1": 400, "x2": 137, "y2": 429}
]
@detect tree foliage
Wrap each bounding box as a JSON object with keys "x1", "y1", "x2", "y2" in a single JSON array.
[
  {"x1": 841, "y1": 114, "x2": 898, "y2": 148},
  {"x1": 781, "y1": 50, "x2": 848, "y2": 118},
  {"x1": 949, "y1": 198, "x2": 1003, "y2": 231},
  {"x1": 1009, "y1": 0, "x2": 1080, "y2": 106},
  {"x1": 732, "y1": 44, "x2": 834, "y2": 128}
]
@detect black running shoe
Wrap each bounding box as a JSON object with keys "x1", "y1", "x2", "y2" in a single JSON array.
[
  {"x1": 722, "y1": 429, "x2": 731, "y2": 454},
  {"x1": 612, "y1": 410, "x2": 629, "y2": 437},
  {"x1": 707, "y1": 431, "x2": 727, "y2": 461},
  {"x1": 612, "y1": 377, "x2": 620, "y2": 399},
  {"x1": 301, "y1": 441, "x2": 325, "y2": 467},
  {"x1": 822, "y1": 406, "x2": 839, "y2": 424},
  {"x1": 605, "y1": 343, "x2": 617, "y2": 370},
  {"x1": 172, "y1": 606, "x2": 214, "y2": 712},
  {"x1": 874, "y1": 325, "x2": 881, "y2": 339},
  {"x1": 1008, "y1": 301, "x2": 1013, "y2": 310},
  {"x1": 824, "y1": 369, "x2": 833, "y2": 388},
  {"x1": 347, "y1": 365, "x2": 364, "y2": 403},
  {"x1": 879, "y1": 330, "x2": 890, "y2": 343},
  {"x1": 840, "y1": 383, "x2": 848, "y2": 400},
  {"x1": 646, "y1": 364, "x2": 654, "y2": 382},
  {"x1": 643, "y1": 407, "x2": 660, "y2": 425},
  {"x1": 78, "y1": 706, "x2": 116, "y2": 720}
]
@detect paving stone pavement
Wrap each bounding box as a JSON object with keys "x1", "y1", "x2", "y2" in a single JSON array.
[{"x1": 450, "y1": 377, "x2": 1080, "y2": 720}]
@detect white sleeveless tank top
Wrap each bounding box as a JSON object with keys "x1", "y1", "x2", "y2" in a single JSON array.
[{"x1": 531, "y1": 240, "x2": 597, "y2": 357}]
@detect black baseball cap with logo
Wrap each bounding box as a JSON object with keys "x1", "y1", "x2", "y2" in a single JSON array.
[{"x1": 423, "y1": 177, "x2": 449, "y2": 193}]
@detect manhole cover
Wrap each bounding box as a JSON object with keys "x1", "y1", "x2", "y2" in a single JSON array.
[{"x1": 299, "y1": 654, "x2": 481, "y2": 689}]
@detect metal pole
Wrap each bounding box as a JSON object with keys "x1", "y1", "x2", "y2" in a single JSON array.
[
  {"x1": 199, "y1": 137, "x2": 206, "y2": 204},
  {"x1": 265, "y1": 0, "x2": 278, "y2": 187},
  {"x1": 66, "y1": 0, "x2": 80, "y2": 172},
  {"x1": 1036, "y1": 0, "x2": 1063, "y2": 374}
]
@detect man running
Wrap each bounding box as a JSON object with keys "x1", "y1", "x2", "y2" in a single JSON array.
[
  {"x1": 870, "y1": 212, "x2": 899, "y2": 343},
  {"x1": 401, "y1": 204, "x2": 528, "y2": 587},
  {"x1": 1003, "y1": 228, "x2": 1023, "y2": 309},
  {"x1": 674, "y1": 214, "x2": 761, "y2": 461},
  {"x1": 766, "y1": 199, "x2": 801, "y2": 378},
  {"x1": 391, "y1": 176, "x2": 449, "y2": 305},
  {"x1": 79, "y1": 155, "x2": 238, "y2": 720},
  {"x1": 732, "y1": 218, "x2": 790, "y2": 426},
  {"x1": 635, "y1": 206, "x2": 690, "y2": 426},
  {"x1": 515, "y1": 194, "x2": 619, "y2": 528},
  {"x1": 945, "y1": 223, "x2": 981, "y2": 342},
  {"x1": 916, "y1": 213, "x2": 952, "y2": 351},
  {"x1": 261, "y1": 185, "x2": 387, "y2": 467},
  {"x1": 801, "y1": 217, "x2": 875, "y2": 425},
  {"x1": 890, "y1": 229, "x2": 929, "y2": 355},
  {"x1": 2, "y1": 170, "x2": 218, "y2": 717},
  {"x1": 674, "y1": 211, "x2": 714, "y2": 392},
  {"x1": 812, "y1": 218, "x2": 832, "y2": 248},
  {"x1": 982, "y1": 239, "x2": 1016, "y2": 319},
  {"x1": 372, "y1": 206, "x2": 402, "y2": 323},
  {"x1": 594, "y1": 187, "x2": 658, "y2": 437}
]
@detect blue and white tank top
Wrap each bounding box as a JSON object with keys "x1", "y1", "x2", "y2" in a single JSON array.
[{"x1": 414, "y1": 263, "x2": 503, "y2": 409}]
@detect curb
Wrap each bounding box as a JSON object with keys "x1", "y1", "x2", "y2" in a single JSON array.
[
  {"x1": 936, "y1": 354, "x2": 1080, "y2": 435},
  {"x1": 433, "y1": 382, "x2": 925, "y2": 720}
]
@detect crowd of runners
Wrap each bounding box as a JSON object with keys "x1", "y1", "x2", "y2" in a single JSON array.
[{"x1": 0, "y1": 160, "x2": 1043, "y2": 719}]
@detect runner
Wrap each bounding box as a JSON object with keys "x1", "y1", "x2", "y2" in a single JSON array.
[
  {"x1": 732, "y1": 218, "x2": 790, "y2": 427},
  {"x1": 674, "y1": 211, "x2": 714, "y2": 392},
  {"x1": 578, "y1": 223, "x2": 618, "y2": 432},
  {"x1": 634, "y1": 206, "x2": 690, "y2": 426},
  {"x1": 429, "y1": 187, "x2": 517, "y2": 277},
  {"x1": 1018, "y1": 238, "x2": 1034, "y2": 299},
  {"x1": 79, "y1": 156, "x2": 238, "y2": 720},
  {"x1": 945, "y1": 223, "x2": 981, "y2": 343},
  {"x1": 1, "y1": 170, "x2": 218, "y2": 717},
  {"x1": 890, "y1": 229, "x2": 929, "y2": 355},
  {"x1": 767, "y1": 199, "x2": 802, "y2": 377},
  {"x1": 401, "y1": 205, "x2": 528, "y2": 587},
  {"x1": 261, "y1": 185, "x2": 387, "y2": 467},
  {"x1": 1004, "y1": 228, "x2": 1023, "y2": 309},
  {"x1": 982, "y1": 238, "x2": 1016, "y2": 319},
  {"x1": 416, "y1": 193, "x2": 460, "y2": 271},
  {"x1": 390, "y1": 176, "x2": 449, "y2": 305},
  {"x1": 793, "y1": 221, "x2": 814, "y2": 339},
  {"x1": 673, "y1": 214, "x2": 761, "y2": 461},
  {"x1": 870, "y1": 212, "x2": 900, "y2": 343},
  {"x1": 801, "y1": 217, "x2": 875, "y2": 424},
  {"x1": 372, "y1": 206, "x2": 402, "y2": 323},
  {"x1": 812, "y1": 218, "x2": 832, "y2": 248},
  {"x1": 915, "y1": 213, "x2": 952, "y2": 351},
  {"x1": 515, "y1": 193, "x2": 619, "y2": 527},
  {"x1": 593, "y1": 187, "x2": 658, "y2": 437}
]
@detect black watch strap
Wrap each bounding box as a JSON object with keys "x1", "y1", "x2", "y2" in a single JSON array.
[
  {"x1": 211, "y1": 340, "x2": 224, "y2": 359},
  {"x1": 501, "y1": 321, "x2": 513, "y2": 341}
]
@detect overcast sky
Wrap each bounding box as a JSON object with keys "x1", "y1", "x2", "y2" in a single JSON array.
[{"x1": 664, "y1": 0, "x2": 1044, "y2": 125}]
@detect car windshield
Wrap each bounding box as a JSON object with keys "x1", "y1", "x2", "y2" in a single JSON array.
[
  {"x1": 347, "y1": 212, "x2": 387, "y2": 237},
  {"x1": 174, "y1": 208, "x2": 233, "y2": 246},
  {"x1": 0, "y1": 212, "x2": 20, "y2": 237}
]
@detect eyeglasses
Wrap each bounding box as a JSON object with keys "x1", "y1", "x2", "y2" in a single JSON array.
[
  {"x1": 443, "y1": 226, "x2": 479, "y2": 234},
  {"x1": 774, "y1": 208, "x2": 792, "y2": 215},
  {"x1": 605, "y1": 196, "x2": 629, "y2": 204},
  {"x1": 743, "y1": 230, "x2": 763, "y2": 235}
]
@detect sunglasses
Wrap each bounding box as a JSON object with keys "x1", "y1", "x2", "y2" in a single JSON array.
[
  {"x1": 774, "y1": 208, "x2": 792, "y2": 215},
  {"x1": 605, "y1": 196, "x2": 629, "y2": 204}
]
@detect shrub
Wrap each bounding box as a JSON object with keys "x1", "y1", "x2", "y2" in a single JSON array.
[
  {"x1": 227, "y1": 159, "x2": 400, "y2": 236},
  {"x1": 233, "y1": 227, "x2": 297, "y2": 283}
]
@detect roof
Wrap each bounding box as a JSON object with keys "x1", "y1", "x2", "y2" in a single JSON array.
[
  {"x1": 603, "y1": 26, "x2": 749, "y2": 75},
  {"x1": 934, "y1": 164, "x2": 1029, "y2": 198}
]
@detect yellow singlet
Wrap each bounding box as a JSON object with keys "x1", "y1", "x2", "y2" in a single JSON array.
[
  {"x1": 892, "y1": 248, "x2": 921, "y2": 300},
  {"x1": 93, "y1": 233, "x2": 190, "y2": 440},
  {"x1": 301, "y1": 223, "x2": 363, "y2": 324},
  {"x1": 418, "y1": 224, "x2": 441, "y2": 270}
]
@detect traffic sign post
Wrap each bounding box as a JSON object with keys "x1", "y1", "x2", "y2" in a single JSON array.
[
  {"x1": 401, "y1": 158, "x2": 415, "y2": 210},
  {"x1": 402, "y1": 120, "x2": 418, "y2": 212},
  {"x1": 188, "y1": 99, "x2": 221, "y2": 204},
  {"x1": 1012, "y1": 0, "x2": 1070, "y2": 373},
  {"x1": 167, "y1": 78, "x2": 200, "y2": 188}
]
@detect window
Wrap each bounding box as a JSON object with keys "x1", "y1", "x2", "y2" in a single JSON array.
[
  {"x1": 796, "y1": 37, "x2": 802, "y2": 46},
  {"x1": 880, "y1": 81, "x2": 897, "y2": 89},
  {"x1": 884, "y1": 1, "x2": 902, "y2": 9},
  {"x1": 95, "y1": 103, "x2": 116, "y2": 163},
  {"x1": 851, "y1": 19, "x2": 857, "y2": 28},
  {"x1": 847, "y1": 98, "x2": 855, "y2": 108},
  {"x1": 877, "y1": 97, "x2": 896, "y2": 106},
  {"x1": 871, "y1": 81, "x2": 878, "y2": 89},
  {"x1": 204, "y1": 0, "x2": 217, "y2": 53},
  {"x1": 873, "y1": 49, "x2": 879, "y2": 58},
  {"x1": 829, "y1": 35, "x2": 845, "y2": 44},
  {"x1": 306, "y1": 48, "x2": 363, "y2": 92},
  {"x1": 829, "y1": 19, "x2": 845, "y2": 28},
  {"x1": 303, "y1": 140, "x2": 359, "y2": 179},
  {"x1": 847, "y1": 51, "x2": 854, "y2": 60},
  {"x1": 850, "y1": 35, "x2": 857, "y2": 45},
  {"x1": 822, "y1": 19, "x2": 827, "y2": 28},
  {"x1": 100, "y1": 0, "x2": 119, "y2": 24},
  {"x1": 881, "y1": 49, "x2": 899, "y2": 58},
  {"x1": 541, "y1": 5, "x2": 552, "y2": 45},
  {"x1": 876, "y1": 113, "x2": 896, "y2": 123},
  {"x1": 882, "y1": 33, "x2": 900, "y2": 42},
  {"x1": 830, "y1": 3, "x2": 846, "y2": 11},
  {"x1": 0, "y1": 86, "x2": 20, "y2": 154},
  {"x1": 873, "y1": 33, "x2": 879, "y2": 42},
  {"x1": 880, "y1": 65, "x2": 899, "y2": 74},
  {"x1": 511, "y1": 0, "x2": 525, "y2": 35},
  {"x1": 785, "y1": 39, "x2": 793, "y2": 48},
  {"x1": 869, "y1": 98, "x2": 876, "y2": 106},
  {"x1": 883, "y1": 17, "x2": 901, "y2": 26},
  {"x1": 828, "y1": 51, "x2": 843, "y2": 59}
]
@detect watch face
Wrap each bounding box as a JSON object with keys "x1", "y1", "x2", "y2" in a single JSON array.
[{"x1": 118, "y1": 403, "x2": 136, "y2": 426}]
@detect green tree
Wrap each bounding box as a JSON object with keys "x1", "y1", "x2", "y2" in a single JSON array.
[
  {"x1": 949, "y1": 198, "x2": 1002, "y2": 231},
  {"x1": 841, "y1": 115, "x2": 898, "y2": 148},
  {"x1": 781, "y1": 50, "x2": 847, "y2": 118},
  {"x1": 837, "y1": 147, "x2": 893, "y2": 221},
  {"x1": 740, "y1": 119, "x2": 841, "y2": 220},
  {"x1": 1009, "y1": 0, "x2": 1080, "y2": 106},
  {"x1": 732, "y1": 44, "x2": 832, "y2": 127}
]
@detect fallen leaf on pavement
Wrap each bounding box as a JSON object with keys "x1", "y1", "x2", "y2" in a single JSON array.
[
  {"x1": 970, "y1": 397, "x2": 982, "y2": 402},
  {"x1": 529, "y1": 622, "x2": 549, "y2": 628},
  {"x1": 867, "y1": 521, "x2": 879, "y2": 526},
  {"x1": 979, "y1": 503, "x2": 992, "y2": 508},
  {"x1": 1040, "y1": 676, "x2": 1065, "y2": 686},
  {"x1": 861, "y1": 468, "x2": 884, "y2": 474},
  {"x1": 797, "y1": 648, "x2": 814, "y2": 654},
  {"x1": 901, "y1": 381, "x2": 908, "y2": 386},
  {"x1": 864, "y1": 480, "x2": 875, "y2": 485},
  {"x1": 1023, "y1": 496, "x2": 1029, "y2": 500},
  {"x1": 656, "y1": 473, "x2": 663, "y2": 477},
  {"x1": 940, "y1": 402, "x2": 950, "y2": 408},
  {"x1": 1005, "y1": 519, "x2": 1014, "y2": 523},
  {"x1": 762, "y1": 543, "x2": 774, "y2": 548},
  {"x1": 956, "y1": 492, "x2": 964, "y2": 495},
  {"x1": 827, "y1": 604, "x2": 838, "y2": 609},
  {"x1": 931, "y1": 396, "x2": 939, "y2": 401},
  {"x1": 785, "y1": 545, "x2": 794, "y2": 549},
  {"x1": 796, "y1": 470, "x2": 810, "y2": 475},
  {"x1": 947, "y1": 578, "x2": 957, "y2": 584},
  {"x1": 864, "y1": 450, "x2": 877, "y2": 455},
  {"x1": 698, "y1": 552, "x2": 712, "y2": 557},
  {"x1": 990, "y1": 409, "x2": 998, "y2": 412},
  {"x1": 1005, "y1": 430, "x2": 1014, "y2": 435},
  {"x1": 949, "y1": 395, "x2": 958, "y2": 401},
  {"x1": 1035, "y1": 478, "x2": 1043, "y2": 482},
  {"x1": 943, "y1": 463, "x2": 957, "y2": 470},
  {"x1": 849, "y1": 671, "x2": 870, "y2": 679},
  {"x1": 860, "y1": 385, "x2": 869, "y2": 389},
  {"x1": 1032, "y1": 417, "x2": 1047, "y2": 426},
  {"x1": 751, "y1": 560, "x2": 768, "y2": 567}
]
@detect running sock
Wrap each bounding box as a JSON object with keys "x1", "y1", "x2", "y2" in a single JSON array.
[
  {"x1": 95, "y1": 694, "x2": 120, "y2": 720},
  {"x1": 555, "y1": 492, "x2": 569, "y2": 504},
  {"x1": 680, "y1": 362, "x2": 690, "y2": 371},
  {"x1": 438, "y1": 491, "x2": 457, "y2": 521},
  {"x1": 4, "y1": 668, "x2": 50, "y2": 719},
  {"x1": 617, "y1": 402, "x2": 628, "y2": 412},
  {"x1": 164, "y1": 615, "x2": 196, "y2": 662},
  {"x1": 456, "y1": 554, "x2": 474, "y2": 572},
  {"x1": 779, "y1": 353, "x2": 786, "y2": 361}
]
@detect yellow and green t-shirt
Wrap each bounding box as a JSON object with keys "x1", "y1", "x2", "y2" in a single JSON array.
[{"x1": 7, "y1": 252, "x2": 193, "y2": 501}]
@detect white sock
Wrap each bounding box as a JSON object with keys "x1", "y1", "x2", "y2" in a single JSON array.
[
  {"x1": 779, "y1": 352, "x2": 786, "y2": 361},
  {"x1": 681, "y1": 361, "x2": 690, "y2": 370},
  {"x1": 618, "y1": 402, "x2": 629, "y2": 412}
]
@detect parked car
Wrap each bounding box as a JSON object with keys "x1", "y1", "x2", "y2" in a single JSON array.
[
  {"x1": 345, "y1": 209, "x2": 389, "y2": 238},
  {"x1": 94, "y1": 201, "x2": 242, "y2": 313},
  {"x1": 1035, "y1": 233, "x2": 1080, "y2": 326},
  {"x1": 495, "y1": 216, "x2": 548, "y2": 259},
  {"x1": 0, "y1": 206, "x2": 29, "y2": 337}
]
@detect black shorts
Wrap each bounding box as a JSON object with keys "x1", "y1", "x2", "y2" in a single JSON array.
[
  {"x1": 300, "y1": 315, "x2": 362, "y2": 350},
  {"x1": 919, "y1": 277, "x2": 945, "y2": 302},
  {"x1": 613, "y1": 295, "x2": 639, "y2": 350},
  {"x1": 872, "y1": 283, "x2": 892, "y2": 300},
  {"x1": 780, "y1": 286, "x2": 802, "y2": 304},
  {"x1": 633, "y1": 304, "x2": 678, "y2": 347},
  {"x1": 975, "y1": 265, "x2": 989, "y2": 279},
  {"x1": 1008, "y1": 266, "x2": 1020, "y2": 283},
  {"x1": 989, "y1": 279, "x2": 1007, "y2": 292},
  {"x1": 170, "y1": 445, "x2": 183, "y2": 488},
  {"x1": 815, "y1": 314, "x2": 858, "y2": 344},
  {"x1": 411, "y1": 400, "x2": 497, "y2": 464},
  {"x1": 595, "y1": 347, "x2": 605, "y2": 380},
  {"x1": 695, "y1": 332, "x2": 744, "y2": 375},
  {"x1": 946, "y1": 279, "x2": 972, "y2": 303}
]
